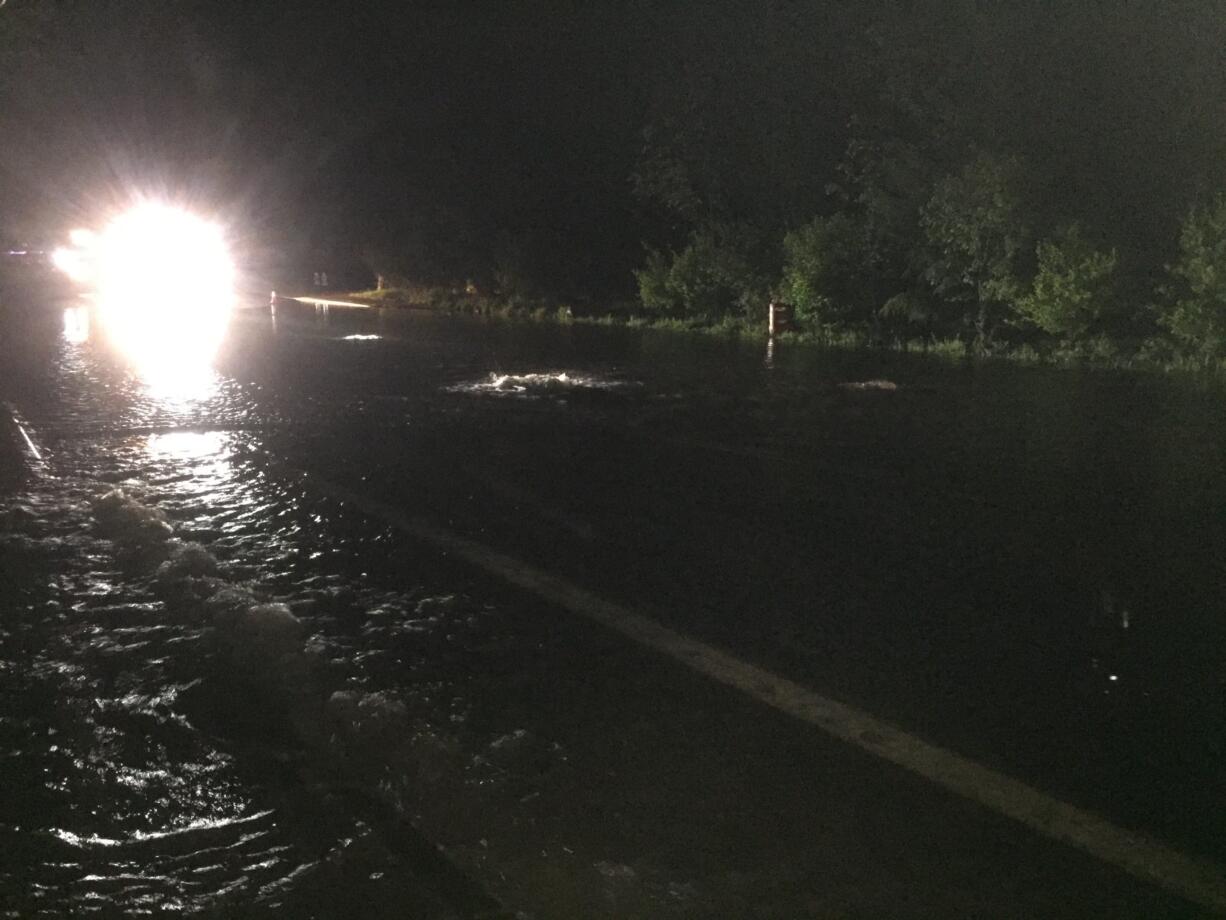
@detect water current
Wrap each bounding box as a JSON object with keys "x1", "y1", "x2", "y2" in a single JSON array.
[
  {"x1": 3, "y1": 296, "x2": 1226, "y2": 917},
  {"x1": 0, "y1": 304, "x2": 503, "y2": 918}
]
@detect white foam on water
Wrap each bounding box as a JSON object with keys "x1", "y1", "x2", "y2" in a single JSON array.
[{"x1": 446, "y1": 371, "x2": 636, "y2": 397}]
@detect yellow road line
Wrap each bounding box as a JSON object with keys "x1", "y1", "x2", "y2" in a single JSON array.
[{"x1": 268, "y1": 457, "x2": 1226, "y2": 914}]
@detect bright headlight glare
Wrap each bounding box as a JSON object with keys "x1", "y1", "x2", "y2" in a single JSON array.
[
  {"x1": 52, "y1": 245, "x2": 93, "y2": 282},
  {"x1": 94, "y1": 203, "x2": 234, "y2": 376},
  {"x1": 68, "y1": 227, "x2": 95, "y2": 248}
]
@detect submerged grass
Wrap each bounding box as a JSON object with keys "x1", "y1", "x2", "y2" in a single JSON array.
[{"x1": 345, "y1": 286, "x2": 1226, "y2": 376}]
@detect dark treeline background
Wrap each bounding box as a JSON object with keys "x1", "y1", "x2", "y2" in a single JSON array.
[{"x1": 4, "y1": 1, "x2": 1226, "y2": 359}]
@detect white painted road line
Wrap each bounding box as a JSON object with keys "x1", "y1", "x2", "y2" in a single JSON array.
[
  {"x1": 15, "y1": 422, "x2": 42, "y2": 462},
  {"x1": 5, "y1": 404, "x2": 44, "y2": 463},
  {"x1": 266, "y1": 457, "x2": 1226, "y2": 914}
]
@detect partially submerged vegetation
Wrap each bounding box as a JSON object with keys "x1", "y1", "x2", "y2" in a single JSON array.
[
  {"x1": 342, "y1": 282, "x2": 1226, "y2": 375},
  {"x1": 350, "y1": 5, "x2": 1226, "y2": 377},
  {"x1": 621, "y1": 170, "x2": 1226, "y2": 373},
  {"x1": 352, "y1": 160, "x2": 1226, "y2": 374}
]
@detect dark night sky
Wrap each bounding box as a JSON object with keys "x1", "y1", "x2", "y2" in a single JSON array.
[
  {"x1": 0, "y1": 1, "x2": 690, "y2": 289},
  {"x1": 4, "y1": 1, "x2": 1226, "y2": 295}
]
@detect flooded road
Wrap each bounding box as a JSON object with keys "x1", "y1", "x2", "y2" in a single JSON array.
[{"x1": 2, "y1": 296, "x2": 1226, "y2": 917}]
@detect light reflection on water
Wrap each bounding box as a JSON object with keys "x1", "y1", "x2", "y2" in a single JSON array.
[
  {"x1": 145, "y1": 429, "x2": 230, "y2": 468},
  {"x1": 0, "y1": 429, "x2": 385, "y2": 915},
  {"x1": 61, "y1": 301, "x2": 228, "y2": 403},
  {"x1": 62, "y1": 305, "x2": 90, "y2": 345},
  {"x1": 49, "y1": 809, "x2": 277, "y2": 850},
  {"x1": 136, "y1": 362, "x2": 224, "y2": 404}
]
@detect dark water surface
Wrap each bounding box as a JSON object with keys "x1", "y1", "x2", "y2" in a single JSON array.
[{"x1": 2, "y1": 298, "x2": 1225, "y2": 915}]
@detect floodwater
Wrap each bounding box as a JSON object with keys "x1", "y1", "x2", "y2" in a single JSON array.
[{"x1": 2, "y1": 296, "x2": 1226, "y2": 917}]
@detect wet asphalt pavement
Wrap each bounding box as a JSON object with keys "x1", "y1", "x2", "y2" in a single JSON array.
[{"x1": 2, "y1": 295, "x2": 1226, "y2": 917}]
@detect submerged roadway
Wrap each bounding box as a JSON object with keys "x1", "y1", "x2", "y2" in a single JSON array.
[{"x1": 3, "y1": 295, "x2": 1226, "y2": 918}]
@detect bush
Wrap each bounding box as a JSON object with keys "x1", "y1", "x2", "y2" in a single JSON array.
[
  {"x1": 1016, "y1": 223, "x2": 1118, "y2": 342},
  {"x1": 636, "y1": 248, "x2": 678, "y2": 313},
  {"x1": 920, "y1": 152, "x2": 1032, "y2": 348},
  {"x1": 779, "y1": 213, "x2": 865, "y2": 327},
  {"x1": 635, "y1": 225, "x2": 767, "y2": 318},
  {"x1": 878, "y1": 289, "x2": 937, "y2": 342},
  {"x1": 1011, "y1": 343, "x2": 1042, "y2": 364},
  {"x1": 1162, "y1": 194, "x2": 1226, "y2": 364},
  {"x1": 1083, "y1": 333, "x2": 1120, "y2": 363},
  {"x1": 492, "y1": 233, "x2": 541, "y2": 301},
  {"x1": 1138, "y1": 335, "x2": 1179, "y2": 366},
  {"x1": 668, "y1": 233, "x2": 743, "y2": 315}
]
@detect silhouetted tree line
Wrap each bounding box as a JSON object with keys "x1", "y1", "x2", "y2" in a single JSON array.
[
  {"x1": 630, "y1": 1, "x2": 1226, "y2": 364},
  {"x1": 7, "y1": 0, "x2": 1226, "y2": 364}
]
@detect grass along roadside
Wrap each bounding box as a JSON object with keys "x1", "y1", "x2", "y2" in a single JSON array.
[{"x1": 342, "y1": 286, "x2": 1226, "y2": 376}]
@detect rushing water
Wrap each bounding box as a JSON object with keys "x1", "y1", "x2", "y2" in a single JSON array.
[
  {"x1": 3, "y1": 296, "x2": 1226, "y2": 916},
  {"x1": 0, "y1": 303, "x2": 492, "y2": 918}
]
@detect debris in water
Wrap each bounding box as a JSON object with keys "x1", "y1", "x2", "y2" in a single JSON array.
[
  {"x1": 205, "y1": 585, "x2": 261, "y2": 627},
  {"x1": 91, "y1": 488, "x2": 174, "y2": 543},
  {"x1": 325, "y1": 690, "x2": 409, "y2": 747},
  {"x1": 156, "y1": 541, "x2": 221, "y2": 584},
  {"x1": 232, "y1": 603, "x2": 304, "y2": 660}
]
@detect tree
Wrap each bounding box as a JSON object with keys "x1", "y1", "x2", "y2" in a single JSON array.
[
  {"x1": 778, "y1": 213, "x2": 869, "y2": 328},
  {"x1": 635, "y1": 223, "x2": 768, "y2": 318},
  {"x1": 1162, "y1": 195, "x2": 1226, "y2": 363},
  {"x1": 920, "y1": 153, "x2": 1032, "y2": 350},
  {"x1": 1016, "y1": 224, "x2": 1118, "y2": 344}
]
